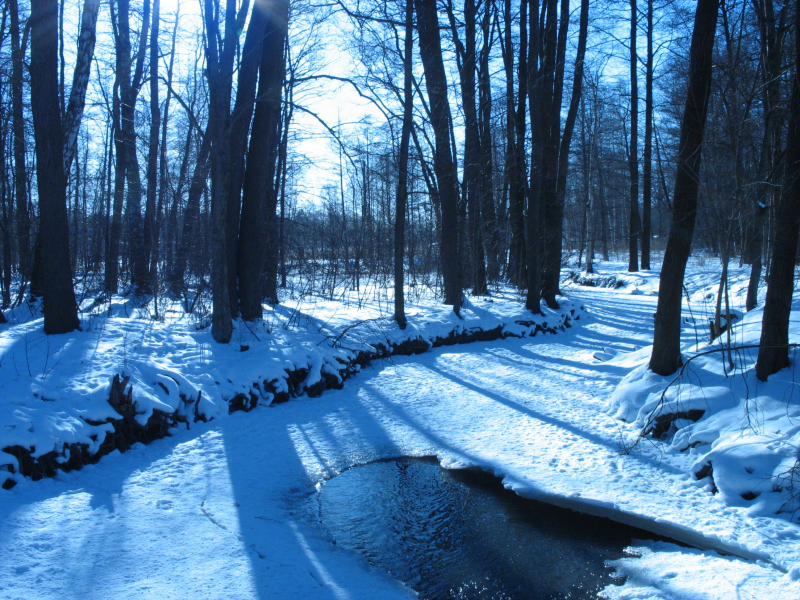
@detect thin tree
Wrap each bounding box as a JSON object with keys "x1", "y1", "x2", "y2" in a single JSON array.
[
  {"x1": 143, "y1": 0, "x2": 161, "y2": 295},
  {"x1": 628, "y1": 0, "x2": 641, "y2": 272},
  {"x1": 106, "y1": 0, "x2": 151, "y2": 293},
  {"x1": 755, "y1": 15, "x2": 800, "y2": 381},
  {"x1": 9, "y1": 0, "x2": 31, "y2": 280},
  {"x1": 746, "y1": 0, "x2": 787, "y2": 311},
  {"x1": 395, "y1": 0, "x2": 414, "y2": 329},
  {"x1": 63, "y1": 0, "x2": 101, "y2": 175},
  {"x1": 641, "y1": 0, "x2": 654, "y2": 270}
]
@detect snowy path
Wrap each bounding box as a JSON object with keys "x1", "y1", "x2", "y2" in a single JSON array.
[{"x1": 2, "y1": 287, "x2": 799, "y2": 599}]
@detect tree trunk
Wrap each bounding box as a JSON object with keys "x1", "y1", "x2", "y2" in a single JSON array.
[
  {"x1": 641, "y1": 0, "x2": 653, "y2": 270},
  {"x1": 756, "y1": 19, "x2": 800, "y2": 381},
  {"x1": 526, "y1": 0, "x2": 544, "y2": 313},
  {"x1": 649, "y1": 0, "x2": 718, "y2": 376},
  {"x1": 63, "y1": 0, "x2": 101, "y2": 175},
  {"x1": 237, "y1": 0, "x2": 289, "y2": 320},
  {"x1": 30, "y1": 0, "x2": 80, "y2": 334},
  {"x1": 143, "y1": 0, "x2": 161, "y2": 294},
  {"x1": 9, "y1": 0, "x2": 31, "y2": 280},
  {"x1": 105, "y1": 0, "x2": 150, "y2": 293},
  {"x1": 628, "y1": 0, "x2": 641, "y2": 273},
  {"x1": 172, "y1": 133, "x2": 211, "y2": 295},
  {"x1": 416, "y1": 0, "x2": 462, "y2": 312},
  {"x1": 504, "y1": 0, "x2": 527, "y2": 288},
  {"x1": 448, "y1": 0, "x2": 487, "y2": 296},
  {"x1": 478, "y1": 3, "x2": 499, "y2": 284},
  {"x1": 205, "y1": 0, "x2": 248, "y2": 343},
  {"x1": 395, "y1": 0, "x2": 414, "y2": 330},
  {"x1": 224, "y1": 0, "x2": 271, "y2": 315},
  {"x1": 747, "y1": 0, "x2": 785, "y2": 312}
]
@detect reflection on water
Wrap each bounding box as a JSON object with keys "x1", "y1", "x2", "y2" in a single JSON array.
[{"x1": 315, "y1": 458, "x2": 652, "y2": 600}]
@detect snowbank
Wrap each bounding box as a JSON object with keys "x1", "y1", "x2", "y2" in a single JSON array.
[
  {"x1": 0, "y1": 289, "x2": 583, "y2": 488},
  {"x1": 605, "y1": 268, "x2": 800, "y2": 524}
]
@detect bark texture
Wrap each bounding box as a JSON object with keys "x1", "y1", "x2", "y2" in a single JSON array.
[
  {"x1": 30, "y1": 0, "x2": 80, "y2": 334},
  {"x1": 650, "y1": 0, "x2": 719, "y2": 376}
]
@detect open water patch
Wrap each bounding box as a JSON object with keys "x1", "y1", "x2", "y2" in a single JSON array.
[{"x1": 313, "y1": 457, "x2": 669, "y2": 600}]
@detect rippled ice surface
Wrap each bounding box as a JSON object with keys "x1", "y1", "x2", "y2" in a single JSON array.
[{"x1": 315, "y1": 458, "x2": 658, "y2": 600}]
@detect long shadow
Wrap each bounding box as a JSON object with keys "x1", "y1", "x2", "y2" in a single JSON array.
[
  {"x1": 219, "y1": 388, "x2": 416, "y2": 600},
  {"x1": 421, "y1": 360, "x2": 686, "y2": 477},
  {"x1": 0, "y1": 419, "x2": 229, "y2": 599},
  {"x1": 359, "y1": 378, "x2": 554, "y2": 483}
]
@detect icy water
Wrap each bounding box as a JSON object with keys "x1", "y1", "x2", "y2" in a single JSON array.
[{"x1": 315, "y1": 457, "x2": 658, "y2": 600}]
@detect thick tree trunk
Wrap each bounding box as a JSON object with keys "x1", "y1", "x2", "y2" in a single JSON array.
[
  {"x1": 237, "y1": 0, "x2": 289, "y2": 320},
  {"x1": 205, "y1": 0, "x2": 248, "y2": 343},
  {"x1": 224, "y1": 1, "x2": 271, "y2": 315},
  {"x1": 30, "y1": 0, "x2": 80, "y2": 334},
  {"x1": 416, "y1": 0, "x2": 462, "y2": 312},
  {"x1": 536, "y1": 0, "x2": 562, "y2": 309},
  {"x1": 649, "y1": 0, "x2": 718, "y2": 376},
  {"x1": 756, "y1": 20, "x2": 800, "y2": 381}
]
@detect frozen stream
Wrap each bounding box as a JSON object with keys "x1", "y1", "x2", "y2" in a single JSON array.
[{"x1": 1, "y1": 286, "x2": 799, "y2": 599}]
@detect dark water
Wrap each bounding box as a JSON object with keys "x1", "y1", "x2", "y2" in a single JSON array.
[{"x1": 315, "y1": 457, "x2": 656, "y2": 600}]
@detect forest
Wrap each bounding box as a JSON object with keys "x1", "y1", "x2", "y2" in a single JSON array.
[
  {"x1": 0, "y1": 0, "x2": 794, "y2": 376},
  {"x1": 4, "y1": 2, "x2": 800, "y2": 598}
]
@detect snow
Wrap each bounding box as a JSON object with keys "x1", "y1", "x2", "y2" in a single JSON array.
[{"x1": 1, "y1": 259, "x2": 800, "y2": 599}]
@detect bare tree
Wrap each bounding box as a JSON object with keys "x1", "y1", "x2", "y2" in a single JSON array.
[
  {"x1": 395, "y1": 0, "x2": 414, "y2": 329},
  {"x1": 30, "y1": 0, "x2": 80, "y2": 334},
  {"x1": 650, "y1": 0, "x2": 719, "y2": 376},
  {"x1": 756, "y1": 14, "x2": 800, "y2": 381},
  {"x1": 416, "y1": 0, "x2": 462, "y2": 313}
]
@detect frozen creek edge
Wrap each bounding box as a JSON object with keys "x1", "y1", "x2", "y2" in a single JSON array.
[{"x1": 0, "y1": 305, "x2": 580, "y2": 490}]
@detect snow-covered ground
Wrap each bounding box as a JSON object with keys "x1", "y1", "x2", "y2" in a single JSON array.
[{"x1": 1, "y1": 259, "x2": 800, "y2": 599}]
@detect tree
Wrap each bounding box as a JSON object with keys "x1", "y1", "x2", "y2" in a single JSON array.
[
  {"x1": 746, "y1": 0, "x2": 787, "y2": 311},
  {"x1": 205, "y1": 0, "x2": 249, "y2": 343},
  {"x1": 30, "y1": 0, "x2": 80, "y2": 334},
  {"x1": 237, "y1": 0, "x2": 290, "y2": 318},
  {"x1": 63, "y1": 0, "x2": 101, "y2": 175},
  {"x1": 641, "y1": 0, "x2": 654, "y2": 270},
  {"x1": 628, "y1": 0, "x2": 641, "y2": 272},
  {"x1": 9, "y1": 0, "x2": 31, "y2": 280},
  {"x1": 143, "y1": 0, "x2": 161, "y2": 297},
  {"x1": 395, "y1": 0, "x2": 414, "y2": 330},
  {"x1": 503, "y1": 0, "x2": 528, "y2": 290},
  {"x1": 106, "y1": 0, "x2": 151, "y2": 293},
  {"x1": 649, "y1": 0, "x2": 719, "y2": 376},
  {"x1": 530, "y1": 0, "x2": 589, "y2": 309},
  {"x1": 755, "y1": 14, "x2": 800, "y2": 381},
  {"x1": 416, "y1": 0, "x2": 462, "y2": 312}
]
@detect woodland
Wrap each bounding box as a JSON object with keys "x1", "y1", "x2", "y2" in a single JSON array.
[{"x1": 0, "y1": 0, "x2": 797, "y2": 382}]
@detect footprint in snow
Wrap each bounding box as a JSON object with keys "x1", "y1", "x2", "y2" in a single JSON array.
[{"x1": 156, "y1": 499, "x2": 173, "y2": 510}]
